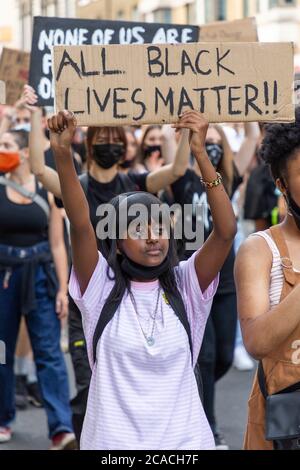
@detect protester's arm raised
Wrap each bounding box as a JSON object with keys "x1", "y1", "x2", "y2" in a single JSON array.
[
  {"x1": 234, "y1": 122, "x2": 260, "y2": 176},
  {"x1": 173, "y1": 111, "x2": 237, "y2": 293},
  {"x1": 48, "y1": 193, "x2": 69, "y2": 320},
  {"x1": 48, "y1": 111, "x2": 98, "y2": 296},
  {"x1": 21, "y1": 85, "x2": 62, "y2": 199},
  {"x1": 145, "y1": 126, "x2": 190, "y2": 194},
  {"x1": 30, "y1": 108, "x2": 62, "y2": 198},
  {"x1": 234, "y1": 235, "x2": 300, "y2": 359}
]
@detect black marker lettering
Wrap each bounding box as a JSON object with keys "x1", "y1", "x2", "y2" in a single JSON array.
[
  {"x1": 93, "y1": 88, "x2": 111, "y2": 112},
  {"x1": 155, "y1": 88, "x2": 174, "y2": 115},
  {"x1": 165, "y1": 48, "x2": 179, "y2": 76},
  {"x1": 131, "y1": 88, "x2": 146, "y2": 121},
  {"x1": 113, "y1": 88, "x2": 128, "y2": 119},
  {"x1": 56, "y1": 49, "x2": 82, "y2": 81},
  {"x1": 193, "y1": 88, "x2": 209, "y2": 113},
  {"x1": 216, "y1": 48, "x2": 235, "y2": 76},
  {"x1": 228, "y1": 86, "x2": 242, "y2": 115},
  {"x1": 64, "y1": 87, "x2": 70, "y2": 109},
  {"x1": 178, "y1": 87, "x2": 194, "y2": 115},
  {"x1": 101, "y1": 48, "x2": 124, "y2": 75},
  {"x1": 211, "y1": 86, "x2": 226, "y2": 115},
  {"x1": 195, "y1": 50, "x2": 211, "y2": 75},
  {"x1": 245, "y1": 84, "x2": 263, "y2": 116},
  {"x1": 147, "y1": 46, "x2": 164, "y2": 77},
  {"x1": 181, "y1": 50, "x2": 196, "y2": 75},
  {"x1": 80, "y1": 51, "x2": 100, "y2": 77}
]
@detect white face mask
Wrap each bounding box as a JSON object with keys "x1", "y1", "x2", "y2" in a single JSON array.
[{"x1": 12, "y1": 123, "x2": 31, "y2": 132}]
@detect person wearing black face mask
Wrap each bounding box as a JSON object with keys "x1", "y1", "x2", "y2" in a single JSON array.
[
  {"x1": 171, "y1": 124, "x2": 244, "y2": 449},
  {"x1": 92, "y1": 143, "x2": 125, "y2": 169},
  {"x1": 235, "y1": 107, "x2": 300, "y2": 450},
  {"x1": 140, "y1": 125, "x2": 165, "y2": 172}
]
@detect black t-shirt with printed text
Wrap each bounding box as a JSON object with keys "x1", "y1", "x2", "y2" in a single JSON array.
[{"x1": 171, "y1": 168, "x2": 242, "y2": 295}]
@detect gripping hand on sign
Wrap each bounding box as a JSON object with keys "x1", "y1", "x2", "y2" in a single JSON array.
[{"x1": 172, "y1": 110, "x2": 208, "y2": 158}]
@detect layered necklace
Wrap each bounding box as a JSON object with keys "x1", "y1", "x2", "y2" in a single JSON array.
[{"x1": 129, "y1": 287, "x2": 161, "y2": 347}]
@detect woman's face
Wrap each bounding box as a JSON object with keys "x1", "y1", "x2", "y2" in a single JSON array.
[
  {"x1": 0, "y1": 133, "x2": 20, "y2": 153},
  {"x1": 119, "y1": 220, "x2": 169, "y2": 268},
  {"x1": 206, "y1": 126, "x2": 222, "y2": 145},
  {"x1": 125, "y1": 131, "x2": 138, "y2": 162},
  {"x1": 143, "y1": 128, "x2": 163, "y2": 147},
  {"x1": 285, "y1": 150, "x2": 300, "y2": 206},
  {"x1": 92, "y1": 128, "x2": 123, "y2": 146}
]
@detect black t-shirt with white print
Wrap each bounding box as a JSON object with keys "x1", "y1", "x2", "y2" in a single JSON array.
[{"x1": 171, "y1": 168, "x2": 242, "y2": 295}]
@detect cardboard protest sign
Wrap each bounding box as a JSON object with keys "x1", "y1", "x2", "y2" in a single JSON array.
[
  {"x1": 199, "y1": 17, "x2": 258, "y2": 42},
  {"x1": 0, "y1": 81, "x2": 5, "y2": 104},
  {"x1": 53, "y1": 42, "x2": 295, "y2": 126},
  {"x1": 0, "y1": 48, "x2": 30, "y2": 105},
  {"x1": 29, "y1": 16, "x2": 199, "y2": 106}
]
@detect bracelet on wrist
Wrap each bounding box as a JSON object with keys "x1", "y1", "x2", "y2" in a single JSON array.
[{"x1": 200, "y1": 172, "x2": 223, "y2": 189}]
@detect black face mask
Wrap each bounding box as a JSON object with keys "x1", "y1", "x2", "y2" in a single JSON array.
[
  {"x1": 119, "y1": 159, "x2": 134, "y2": 169},
  {"x1": 92, "y1": 144, "x2": 124, "y2": 169},
  {"x1": 205, "y1": 143, "x2": 223, "y2": 168},
  {"x1": 121, "y1": 253, "x2": 170, "y2": 281},
  {"x1": 144, "y1": 145, "x2": 162, "y2": 159},
  {"x1": 286, "y1": 191, "x2": 300, "y2": 231}
]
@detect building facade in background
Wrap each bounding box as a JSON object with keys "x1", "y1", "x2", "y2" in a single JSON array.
[
  {"x1": 2, "y1": 0, "x2": 299, "y2": 55},
  {"x1": 16, "y1": 0, "x2": 76, "y2": 51}
]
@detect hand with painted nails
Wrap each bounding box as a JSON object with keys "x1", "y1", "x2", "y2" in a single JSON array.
[
  {"x1": 47, "y1": 110, "x2": 77, "y2": 156},
  {"x1": 172, "y1": 110, "x2": 209, "y2": 158}
]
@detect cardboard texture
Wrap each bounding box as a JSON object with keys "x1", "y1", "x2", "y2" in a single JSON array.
[
  {"x1": 29, "y1": 16, "x2": 199, "y2": 106},
  {"x1": 0, "y1": 48, "x2": 30, "y2": 105},
  {"x1": 199, "y1": 17, "x2": 258, "y2": 42},
  {"x1": 0, "y1": 80, "x2": 5, "y2": 104},
  {"x1": 53, "y1": 42, "x2": 295, "y2": 126}
]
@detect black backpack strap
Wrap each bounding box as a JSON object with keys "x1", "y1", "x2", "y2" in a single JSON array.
[
  {"x1": 79, "y1": 173, "x2": 89, "y2": 195},
  {"x1": 163, "y1": 290, "x2": 193, "y2": 360},
  {"x1": 92, "y1": 298, "x2": 121, "y2": 364},
  {"x1": 258, "y1": 360, "x2": 300, "y2": 398},
  {"x1": 258, "y1": 361, "x2": 268, "y2": 400}
]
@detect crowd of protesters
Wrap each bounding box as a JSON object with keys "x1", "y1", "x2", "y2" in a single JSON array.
[{"x1": 0, "y1": 81, "x2": 298, "y2": 451}]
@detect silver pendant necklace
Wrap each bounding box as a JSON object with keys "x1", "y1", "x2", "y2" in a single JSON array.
[{"x1": 129, "y1": 286, "x2": 161, "y2": 347}]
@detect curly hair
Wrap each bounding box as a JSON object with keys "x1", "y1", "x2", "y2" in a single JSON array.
[{"x1": 260, "y1": 107, "x2": 300, "y2": 182}]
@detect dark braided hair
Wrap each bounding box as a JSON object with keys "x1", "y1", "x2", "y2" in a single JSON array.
[{"x1": 260, "y1": 107, "x2": 300, "y2": 182}]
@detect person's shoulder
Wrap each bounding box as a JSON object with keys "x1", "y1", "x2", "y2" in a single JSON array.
[{"x1": 236, "y1": 232, "x2": 273, "y2": 266}]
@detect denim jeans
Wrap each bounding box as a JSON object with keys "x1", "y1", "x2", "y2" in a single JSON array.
[
  {"x1": 0, "y1": 242, "x2": 73, "y2": 438},
  {"x1": 198, "y1": 292, "x2": 237, "y2": 434}
]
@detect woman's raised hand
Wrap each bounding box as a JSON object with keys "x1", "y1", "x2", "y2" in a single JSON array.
[{"x1": 47, "y1": 110, "x2": 77, "y2": 155}]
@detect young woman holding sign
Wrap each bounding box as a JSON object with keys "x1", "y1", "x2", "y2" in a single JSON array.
[
  {"x1": 48, "y1": 108, "x2": 236, "y2": 450},
  {"x1": 23, "y1": 84, "x2": 193, "y2": 443}
]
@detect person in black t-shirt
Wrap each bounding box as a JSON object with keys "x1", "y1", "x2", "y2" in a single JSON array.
[{"x1": 171, "y1": 124, "x2": 243, "y2": 449}]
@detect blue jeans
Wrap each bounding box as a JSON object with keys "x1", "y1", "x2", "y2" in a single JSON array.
[{"x1": 0, "y1": 242, "x2": 73, "y2": 438}]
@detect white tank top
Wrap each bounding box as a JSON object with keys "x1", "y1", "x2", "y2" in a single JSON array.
[{"x1": 251, "y1": 231, "x2": 284, "y2": 307}]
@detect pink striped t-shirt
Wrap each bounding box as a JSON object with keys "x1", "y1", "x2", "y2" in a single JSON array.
[{"x1": 69, "y1": 250, "x2": 219, "y2": 450}]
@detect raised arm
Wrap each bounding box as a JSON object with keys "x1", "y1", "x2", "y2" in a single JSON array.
[
  {"x1": 48, "y1": 111, "x2": 98, "y2": 295},
  {"x1": 173, "y1": 111, "x2": 237, "y2": 293},
  {"x1": 234, "y1": 122, "x2": 260, "y2": 176},
  {"x1": 213, "y1": 124, "x2": 234, "y2": 195},
  {"x1": 21, "y1": 85, "x2": 62, "y2": 198},
  {"x1": 146, "y1": 126, "x2": 190, "y2": 194}
]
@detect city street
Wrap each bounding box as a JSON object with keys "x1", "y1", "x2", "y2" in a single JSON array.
[{"x1": 0, "y1": 354, "x2": 255, "y2": 451}]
